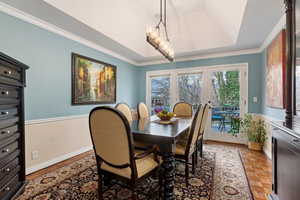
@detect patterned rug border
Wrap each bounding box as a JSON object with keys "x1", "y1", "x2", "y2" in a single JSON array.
[
  {"x1": 21, "y1": 152, "x2": 216, "y2": 200},
  {"x1": 20, "y1": 147, "x2": 253, "y2": 200},
  {"x1": 238, "y1": 150, "x2": 254, "y2": 200}
]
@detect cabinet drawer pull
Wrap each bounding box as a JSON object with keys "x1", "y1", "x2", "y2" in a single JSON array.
[
  {"x1": 2, "y1": 149, "x2": 9, "y2": 153},
  {"x1": 1, "y1": 91, "x2": 9, "y2": 95},
  {"x1": 292, "y1": 139, "x2": 300, "y2": 143},
  {"x1": 3, "y1": 167, "x2": 10, "y2": 173},
  {"x1": 1, "y1": 130, "x2": 10, "y2": 134},
  {"x1": 1, "y1": 111, "x2": 9, "y2": 115},
  {"x1": 4, "y1": 187, "x2": 10, "y2": 191},
  {"x1": 4, "y1": 70, "x2": 12, "y2": 75}
]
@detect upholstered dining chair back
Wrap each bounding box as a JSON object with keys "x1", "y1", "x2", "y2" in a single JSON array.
[
  {"x1": 137, "y1": 102, "x2": 149, "y2": 119},
  {"x1": 198, "y1": 104, "x2": 210, "y2": 139},
  {"x1": 186, "y1": 105, "x2": 204, "y2": 155},
  {"x1": 115, "y1": 103, "x2": 133, "y2": 122},
  {"x1": 173, "y1": 102, "x2": 193, "y2": 117},
  {"x1": 89, "y1": 106, "x2": 135, "y2": 168}
]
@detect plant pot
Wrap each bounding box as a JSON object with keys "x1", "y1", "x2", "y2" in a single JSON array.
[{"x1": 248, "y1": 141, "x2": 262, "y2": 151}]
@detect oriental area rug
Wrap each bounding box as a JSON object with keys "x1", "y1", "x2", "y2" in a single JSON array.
[{"x1": 17, "y1": 144, "x2": 252, "y2": 200}]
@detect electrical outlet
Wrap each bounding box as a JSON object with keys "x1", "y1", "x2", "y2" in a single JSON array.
[
  {"x1": 31, "y1": 151, "x2": 39, "y2": 160},
  {"x1": 253, "y1": 97, "x2": 258, "y2": 103}
]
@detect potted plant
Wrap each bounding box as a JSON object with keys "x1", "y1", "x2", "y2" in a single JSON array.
[{"x1": 240, "y1": 114, "x2": 267, "y2": 151}]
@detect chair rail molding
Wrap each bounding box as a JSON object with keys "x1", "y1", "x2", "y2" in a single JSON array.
[{"x1": 25, "y1": 114, "x2": 89, "y2": 125}]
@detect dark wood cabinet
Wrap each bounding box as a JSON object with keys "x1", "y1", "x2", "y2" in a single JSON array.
[
  {"x1": 0, "y1": 52, "x2": 28, "y2": 200},
  {"x1": 270, "y1": 121, "x2": 300, "y2": 200}
]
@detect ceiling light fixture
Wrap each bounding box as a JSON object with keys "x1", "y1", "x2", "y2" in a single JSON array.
[{"x1": 146, "y1": 0, "x2": 174, "y2": 62}]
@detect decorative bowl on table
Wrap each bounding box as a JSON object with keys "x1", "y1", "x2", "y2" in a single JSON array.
[{"x1": 156, "y1": 110, "x2": 175, "y2": 121}]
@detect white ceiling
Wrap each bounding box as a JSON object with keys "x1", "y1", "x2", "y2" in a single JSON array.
[
  {"x1": 43, "y1": 0, "x2": 247, "y2": 58},
  {"x1": 0, "y1": 0, "x2": 285, "y2": 64}
]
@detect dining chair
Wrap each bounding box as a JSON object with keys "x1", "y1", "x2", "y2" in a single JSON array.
[
  {"x1": 89, "y1": 106, "x2": 161, "y2": 199},
  {"x1": 115, "y1": 103, "x2": 133, "y2": 122},
  {"x1": 195, "y1": 104, "x2": 211, "y2": 166},
  {"x1": 173, "y1": 102, "x2": 193, "y2": 118},
  {"x1": 116, "y1": 103, "x2": 152, "y2": 150},
  {"x1": 173, "y1": 102, "x2": 193, "y2": 145},
  {"x1": 174, "y1": 104, "x2": 206, "y2": 186},
  {"x1": 137, "y1": 102, "x2": 150, "y2": 119}
]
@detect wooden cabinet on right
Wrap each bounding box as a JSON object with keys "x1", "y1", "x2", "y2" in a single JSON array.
[{"x1": 269, "y1": 122, "x2": 300, "y2": 200}]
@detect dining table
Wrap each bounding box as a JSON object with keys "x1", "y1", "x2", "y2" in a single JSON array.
[{"x1": 130, "y1": 115, "x2": 192, "y2": 200}]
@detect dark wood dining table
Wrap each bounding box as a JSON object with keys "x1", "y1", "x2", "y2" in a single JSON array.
[{"x1": 130, "y1": 116, "x2": 192, "y2": 200}]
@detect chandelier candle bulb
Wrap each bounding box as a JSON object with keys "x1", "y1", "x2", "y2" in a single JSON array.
[{"x1": 155, "y1": 37, "x2": 162, "y2": 45}]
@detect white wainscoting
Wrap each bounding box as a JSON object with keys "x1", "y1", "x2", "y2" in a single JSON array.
[
  {"x1": 260, "y1": 115, "x2": 283, "y2": 160},
  {"x1": 25, "y1": 115, "x2": 93, "y2": 175}
]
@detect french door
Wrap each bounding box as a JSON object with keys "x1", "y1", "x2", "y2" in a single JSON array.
[{"x1": 146, "y1": 64, "x2": 248, "y2": 144}]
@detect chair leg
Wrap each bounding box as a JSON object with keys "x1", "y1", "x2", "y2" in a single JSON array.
[
  {"x1": 185, "y1": 161, "x2": 189, "y2": 187},
  {"x1": 195, "y1": 143, "x2": 199, "y2": 166},
  {"x1": 159, "y1": 168, "x2": 163, "y2": 199},
  {"x1": 200, "y1": 139, "x2": 203, "y2": 158},
  {"x1": 192, "y1": 153, "x2": 196, "y2": 175},
  {"x1": 98, "y1": 172, "x2": 103, "y2": 200},
  {"x1": 130, "y1": 182, "x2": 137, "y2": 200}
]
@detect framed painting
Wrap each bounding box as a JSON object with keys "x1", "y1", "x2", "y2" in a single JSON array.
[
  {"x1": 71, "y1": 53, "x2": 116, "y2": 105},
  {"x1": 266, "y1": 30, "x2": 286, "y2": 109}
]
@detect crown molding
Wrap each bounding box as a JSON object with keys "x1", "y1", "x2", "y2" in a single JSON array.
[
  {"x1": 0, "y1": 2, "x2": 138, "y2": 65},
  {"x1": 135, "y1": 48, "x2": 262, "y2": 66},
  {"x1": 260, "y1": 14, "x2": 286, "y2": 51}
]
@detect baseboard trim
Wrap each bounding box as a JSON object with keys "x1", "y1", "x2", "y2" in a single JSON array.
[{"x1": 25, "y1": 145, "x2": 93, "y2": 175}]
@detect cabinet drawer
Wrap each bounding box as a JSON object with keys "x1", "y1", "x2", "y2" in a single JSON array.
[
  {"x1": 0, "y1": 158, "x2": 18, "y2": 180},
  {"x1": 0, "y1": 163, "x2": 20, "y2": 189},
  {"x1": 0, "y1": 117, "x2": 18, "y2": 130},
  {"x1": 0, "y1": 64, "x2": 20, "y2": 80},
  {"x1": 0, "y1": 175, "x2": 20, "y2": 200},
  {"x1": 0, "y1": 108, "x2": 18, "y2": 119},
  {"x1": 0, "y1": 142, "x2": 18, "y2": 159},
  {"x1": 0, "y1": 85, "x2": 19, "y2": 98},
  {"x1": 0, "y1": 133, "x2": 20, "y2": 149},
  {"x1": 0, "y1": 85, "x2": 20, "y2": 105},
  {"x1": 0, "y1": 150, "x2": 19, "y2": 169},
  {"x1": 0, "y1": 125, "x2": 18, "y2": 141}
]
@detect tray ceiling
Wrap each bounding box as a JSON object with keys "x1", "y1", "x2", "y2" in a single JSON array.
[{"x1": 0, "y1": 0, "x2": 284, "y2": 64}]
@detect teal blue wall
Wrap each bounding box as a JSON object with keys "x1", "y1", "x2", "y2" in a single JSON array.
[
  {"x1": 0, "y1": 11, "x2": 269, "y2": 119},
  {"x1": 261, "y1": 49, "x2": 285, "y2": 120},
  {"x1": 0, "y1": 12, "x2": 139, "y2": 120},
  {"x1": 137, "y1": 53, "x2": 264, "y2": 114}
]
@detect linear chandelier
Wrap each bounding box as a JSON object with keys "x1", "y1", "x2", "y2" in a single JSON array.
[{"x1": 146, "y1": 0, "x2": 174, "y2": 62}]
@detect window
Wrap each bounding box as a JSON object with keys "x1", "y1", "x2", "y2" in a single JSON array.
[
  {"x1": 150, "y1": 76, "x2": 171, "y2": 114},
  {"x1": 177, "y1": 73, "x2": 203, "y2": 110},
  {"x1": 146, "y1": 64, "x2": 248, "y2": 143}
]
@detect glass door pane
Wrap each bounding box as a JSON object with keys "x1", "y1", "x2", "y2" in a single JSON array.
[
  {"x1": 150, "y1": 76, "x2": 171, "y2": 114},
  {"x1": 210, "y1": 70, "x2": 240, "y2": 134},
  {"x1": 177, "y1": 73, "x2": 203, "y2": 110}
]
